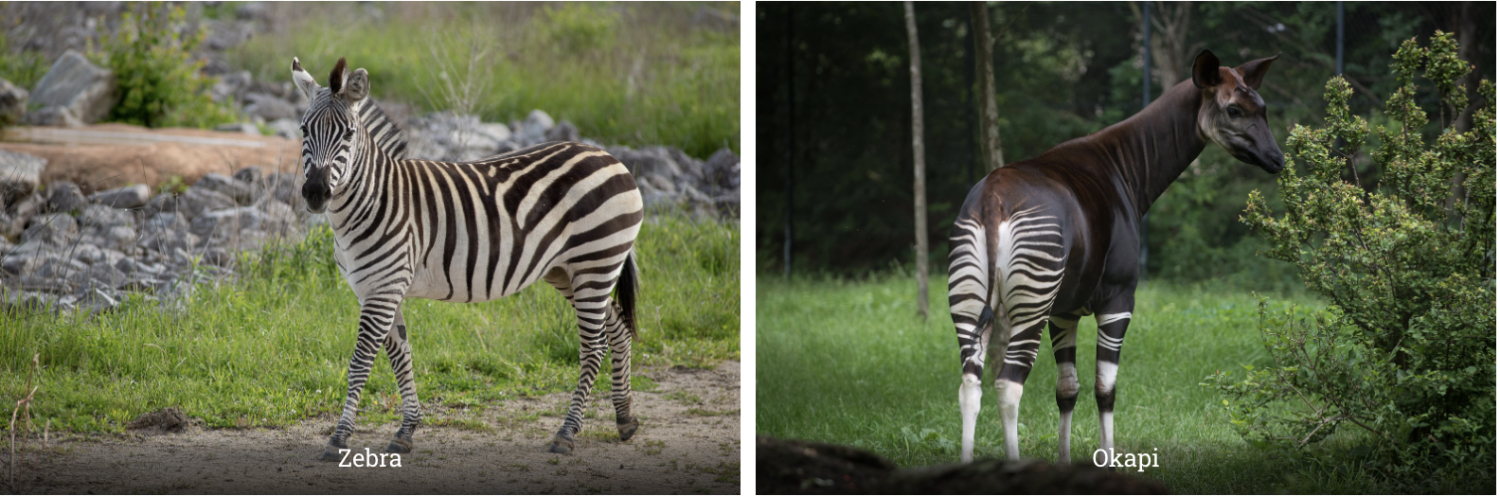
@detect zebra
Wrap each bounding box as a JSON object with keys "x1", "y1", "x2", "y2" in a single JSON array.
[
  {"x1": 948, "y1": 50, "x2": 1283, "y2": 464},
  {"x1": 291, "y1": 57, "x2": 644, "y2": 460}
]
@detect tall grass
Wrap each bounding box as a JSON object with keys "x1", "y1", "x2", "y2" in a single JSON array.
[
  {"x1": 755, "y1": 273, "x2": 1454, "y2": 493},
  {"x1": 224, "y1": 2, "x2": 739, "y2": 159},
  {"x1": 0, "y1": 214, "x2": 738, "y2": 433}
]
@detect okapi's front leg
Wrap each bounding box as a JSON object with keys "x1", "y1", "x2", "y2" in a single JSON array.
[
  {"x1": 1094, "y1": 308, "x2": 1133, "y2": 461},
  {"x1": 319, "y1": 298, "x2": 400, "y2": 461},
  {"x1": 604, "y1": 302, "x2": 639, "y2": 441},
  {"x1": 1048, "y1": 314, "x2": 1082, "y2": 463},
  {"x1": 384, "y1": 306, "x2": 422, "y2": 454}
]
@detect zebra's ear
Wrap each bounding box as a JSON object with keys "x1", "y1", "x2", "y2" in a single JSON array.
[
  {"x1": 341, "y1": 68, "x2": 370, "y2": 103},
  {"x1": 291, "y1": 57, "x2": 319, "y2": 100}
]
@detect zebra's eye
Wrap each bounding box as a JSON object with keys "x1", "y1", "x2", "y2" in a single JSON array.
[
  {"x1": 1227, "y1": 105, "x2": 1243, "y2": 118},
  {"x1": 344, "y1": 129, "x2": 354, "y2": 139}
]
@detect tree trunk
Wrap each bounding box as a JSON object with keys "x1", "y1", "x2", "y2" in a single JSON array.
[
  {"x1": 905, "y1": 1, "x2": 929, "y2": 319},
  {"x1": 971, "y1": 2, "x2": 1004, "y2": 171}
]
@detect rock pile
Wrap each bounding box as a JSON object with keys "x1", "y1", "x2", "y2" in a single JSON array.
[{"x1": 0, "y1": 151, "x2": 313, "y2": 314}]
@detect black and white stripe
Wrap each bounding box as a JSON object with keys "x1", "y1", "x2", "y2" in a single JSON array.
[{"x1": 292, "y1": 57, "x2": 643, "y2": 459}]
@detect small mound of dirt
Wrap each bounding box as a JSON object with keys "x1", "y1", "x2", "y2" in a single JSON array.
[
  {"x1": 127, "y1": 407, "x2": 191, "y2": 433},
  {"x1": 756, "y1": 436, "x2": 897, "y2": 494}
]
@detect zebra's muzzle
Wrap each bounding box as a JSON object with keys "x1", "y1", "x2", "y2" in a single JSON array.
[{"x1": 303, "y1": 166, "x2": 333, "y2": 213}]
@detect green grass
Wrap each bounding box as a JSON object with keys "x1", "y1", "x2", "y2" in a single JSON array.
[
  {"x1": 224, "y1": 2, "x2": 739, "y2": 159},
  {"x1": 0, "y1": 213, "x2": 737, "y2": 433},
  {"x1": 756, "y1": 272, "x2": 1461, "y2": 493}
]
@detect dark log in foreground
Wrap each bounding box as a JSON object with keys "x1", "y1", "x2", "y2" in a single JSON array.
[{"x1": 756, "y1": 436, "x2": 1168, "y2": 494}]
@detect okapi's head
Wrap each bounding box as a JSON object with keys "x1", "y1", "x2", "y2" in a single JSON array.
[
  {"x1": 1192, "y1": 50, "x2": 1284, "y2": 173},
  {"x1": 291, "y1": 56, "x2": 371, "y2": 213}
]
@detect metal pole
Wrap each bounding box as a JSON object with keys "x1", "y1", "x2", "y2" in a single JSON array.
[
  {"x1": 784, "y1": 6, "x2": 794, "y2": 278},
  {"x1": 1336, "y1": 1, "x2": 1345, "y2": 75},
  {"x1": 1139, "y1": 1, "x2": 1150, "y2": 283}
]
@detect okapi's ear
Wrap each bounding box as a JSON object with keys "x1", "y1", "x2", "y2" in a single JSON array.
[
  {"x1": 341, "y1": 68, "x2": 370, "y2": 103},
  {"x1": 328, "y1": 57, "x2": 348, "y2": 95},
  {"x1": 1235, "y1": 53, "x2": 1280, "y2": 90},
  {"x1": 291, "y1": 57, "x2": 319, "y2": 100},
  {"x1": 1192, "y1": 50, "x2": 1223, "y2": 89}
]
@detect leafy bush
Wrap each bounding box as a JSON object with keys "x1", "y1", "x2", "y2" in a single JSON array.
[
  {"x1": 538, "y1": 3, "x2": 619, "y2": 55},
  {"x1": 90, "y1": 2, "x2": 237, "y2": 128},
  {"x1": 1210, "y1": 31, "x2": 1494, "y2": 489}
]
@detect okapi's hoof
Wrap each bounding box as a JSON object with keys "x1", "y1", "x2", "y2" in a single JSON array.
[
  {"x1": 386, "y1": 433, "x2": 414, "y2": 454},
  {"x1": 548, "y1": 430, "x2": 575, "y2": 454},
  {"x1": 617, "y1": 417, "x2": 640, "y2": 441}
]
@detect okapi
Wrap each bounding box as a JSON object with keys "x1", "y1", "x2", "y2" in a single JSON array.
[{"x1": 947, "y1": 50, "x2": 1283, "y2": 463}]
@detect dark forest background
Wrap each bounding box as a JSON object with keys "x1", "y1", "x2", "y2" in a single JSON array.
[{"x1": 755, "y1": 1, "x2": 1495, "y2": 291}]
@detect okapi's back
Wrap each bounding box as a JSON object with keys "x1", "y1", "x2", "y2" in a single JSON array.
[{"x1": 400, "y1": 141, "x2": 643, "y2": 303}]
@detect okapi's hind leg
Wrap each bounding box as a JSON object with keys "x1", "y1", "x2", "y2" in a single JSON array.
[
  {"x1": 1048, "y1": 313, "x2": 1083, "y2": 463},
  {"x1": 1094, "y1": 309, "x2": 1133, "y2": 465},
  {"x1": 956, "y1": 305, "x2": 995, "y2": 463},
  {"x1": 384, "y1": 305, "x2": 422, "y2": 454},
  {"x1": 603, "y1": 301, "x2": 639, "y2": 441}
]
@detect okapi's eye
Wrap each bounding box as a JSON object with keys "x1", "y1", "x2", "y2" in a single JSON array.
[{"x1": 1227, "y1": 105, "x2": 1244, "y2": 118}]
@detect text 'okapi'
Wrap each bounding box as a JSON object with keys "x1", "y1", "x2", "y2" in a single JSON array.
[{"x1": 947, "y1": 50, "x2": 1283, "y2": 463}]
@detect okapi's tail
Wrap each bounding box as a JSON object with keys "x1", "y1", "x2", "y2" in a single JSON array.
[
  {"x1": 948, "y1": 206, "x2": 994, "y2": 378},
  {"x1": 616, "y1": 252, "x2": 640, "y2": 339}
]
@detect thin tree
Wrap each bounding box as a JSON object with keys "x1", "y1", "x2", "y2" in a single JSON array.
[
  {"x1": 971, "y1": 2, "x2": 1004, "y2": 171},
  {"x1": 905, "y1": 1, "x2": 929, "y2": 319}
]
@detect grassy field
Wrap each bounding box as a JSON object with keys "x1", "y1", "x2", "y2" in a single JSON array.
[
  {"x1": 0, "y1": 214, "x2": 738, "y2": 433},
  {"x1": 221, "y1": 2, "x2": 739, "y2": 160},
  {"x1": 755, "y1": 273, "x2": 1463, "y2": 493}
]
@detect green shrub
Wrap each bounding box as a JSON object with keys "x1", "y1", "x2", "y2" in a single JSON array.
[
  {"x1": 90, "y1": 2, "x2": 238, "y2": 128},
  {"x1": 537, "y1": 3, "x2": 619, "y2": 55},
  {"x1": 1210, "y1": 32, "x2": 1494, "y2": 490}
]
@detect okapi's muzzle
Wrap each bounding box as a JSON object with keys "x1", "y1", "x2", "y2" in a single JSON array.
[
  {"x1": 1243, "y1": 141, "x2": 1285, "y2": 174},
  {"x1": 303, "y1": 166, "x2": 333, "y2": 213}
]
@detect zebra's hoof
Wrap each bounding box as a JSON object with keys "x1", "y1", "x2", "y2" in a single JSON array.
[
  {"x1": 548, "y1": 431, "x2": 575, "y2": 454},
  {"x1": 617, "y1": 417, "x2": 640, "y2": 441},
  {"x1": 386, "y1": 434, "x2": 414, "y2": 454},
  {"x1": 318, "y1": 444, "x2": 344, "y2": 462}
]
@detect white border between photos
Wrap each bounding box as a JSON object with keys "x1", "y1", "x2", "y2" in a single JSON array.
[{"x1": 738, "y1": 1, "x2": 757, "y2": 494}]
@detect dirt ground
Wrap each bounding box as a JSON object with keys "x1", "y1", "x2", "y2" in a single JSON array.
[{"x1": 12, "y1": 361, "x2": 740, "y2": 494}]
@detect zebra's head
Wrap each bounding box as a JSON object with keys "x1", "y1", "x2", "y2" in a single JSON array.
[
  {"x1": 291, "y1": 56, "x2": 371, "y2": 213},
  {"x1": 1192, "y1": 50, "x2": 1285, "y2": 174}
]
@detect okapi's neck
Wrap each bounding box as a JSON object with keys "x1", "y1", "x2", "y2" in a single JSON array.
[{"x1": 1088, "y1": 79, "x2": 1206, "y2": 219}]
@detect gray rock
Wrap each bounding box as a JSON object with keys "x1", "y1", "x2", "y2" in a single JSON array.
[
  {"x1": 24, "y1": 106, "x2": 83, "y2": 127},
  {"x1": 258, "y1": 199, "x2": 298, "y2": 236},
  {"x1": 266, "y1": 118, "x2": 300, "y2": 139},
  {"x1": 45, "y1": 181, "x2": 86, "y2": 213},
  {"x1": 142, "y1": 212, "x2": 188, "y2": 234},
  {"x1": 517, "y1": 109, "x2": 555, "y2": 146},
  {"x1": 79, "y1": 204, "x2": 133, "y2": 231},
  {"x1": 194, "y1": 172, "x2": 255, "y2": 205},
  {"x1": 176, "y1": 185, "x2": 236, "y2": 219},
  {"x1": 190, "y1": 206, "x2": 270, "y2": 237},
  {"x1": 493, "y1": 141, "x2": 521, "y2": 155},
  {"x1": 243, "y1": 92, "x2": 297, "y2": 121},
  {"x1": 0, "y1": 150, "x2": 46, "y2": 204},
  {"x1": 2, "y1": 193, "x2": 41, "y2": 239},
  {"x1": 22, "y1": 212, "x2": 78, "y2": 245},
  {"x1": 214, "y1": 122, "x2": 260, "y2": 135},
  {"x1": 232, "y1": 166, "x2": 263, "y2": 185},
  {"x1": 86, "y1": 225, "x2": 137, "y2": 253},
  {"x1": 136, "y1": 230, "x2": 197, "y2": 255},
  {"x1": 0, "y1": 78, "x2": 27, "y2": 125},
  {"x1": 88, "y1": 184, "x2": 151, "y2": 209},
  {"x1": 609, "y1": 146, "x2": 683, "y2": 183},
  {"x1": 545, "y1": 120, "x2": 580, "y2": 143},
  {"x1": 141, "y1": 193, "x2": 177, "y2": 219},
  {"x1": 26, "y1": 49, "x2": 116, "y2": 126},
  {"x1": 0, "y1": 240, "x2": 53, "y2": 276},
  {"x1": 210, "y1": 70, "x2": 253, "y2": 104},
  {"x1": 32, "y1": 256, "x2": 87, "y2": 280},
  {"x1": 704, "y1": 148, "x2": 741, "y2": 191}
]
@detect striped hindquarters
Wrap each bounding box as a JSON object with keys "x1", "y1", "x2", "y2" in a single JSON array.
[
  {"x1": 948, "y1": 213, "x2": 992, "y2": 375},
  {"x1": 400, "y1": 142, "x2": 644, "y2": 303},
  {"x1": 991, "y1": 205, "x2": 1065, "y2": 369}
]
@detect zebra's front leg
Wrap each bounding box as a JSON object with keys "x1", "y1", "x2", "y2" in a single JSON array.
[
  {"x1": 1048, "y1": 315, "x2": 1081, "y2": 464},
  {"x1": 604, "y1": 301, "x2": 639, "y2": 441},
  {"x1": 384, "y1": 307, "x2": 422, "y2": 454},
  {"x1": 1095, "y1": 309, "x2": 1133, "y2": 466},
  {"x1": 319, "y1": 298, "x2": 400, "y2": 461},
  {"x1": 549, "y1": 303, "x2": 610, "y2": 454}
]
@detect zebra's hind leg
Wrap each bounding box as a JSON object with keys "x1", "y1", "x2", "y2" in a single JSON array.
[
  {"x1": 319, "y1": 297, "x2": 400, "y2": 461},
  {"x1": 604, "y1": 301, "x2": 639, "y2": 441},
  {"x1": 547, "y1": 270, "x2": 611, "y2": 454},
  {"x1": 384, "y1": 307, "x2": 421, "y2": 454}
]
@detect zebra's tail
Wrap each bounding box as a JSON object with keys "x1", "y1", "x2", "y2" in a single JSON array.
[{"x1": 616, "y1": 252, "x2": 640, "y2": 340}]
